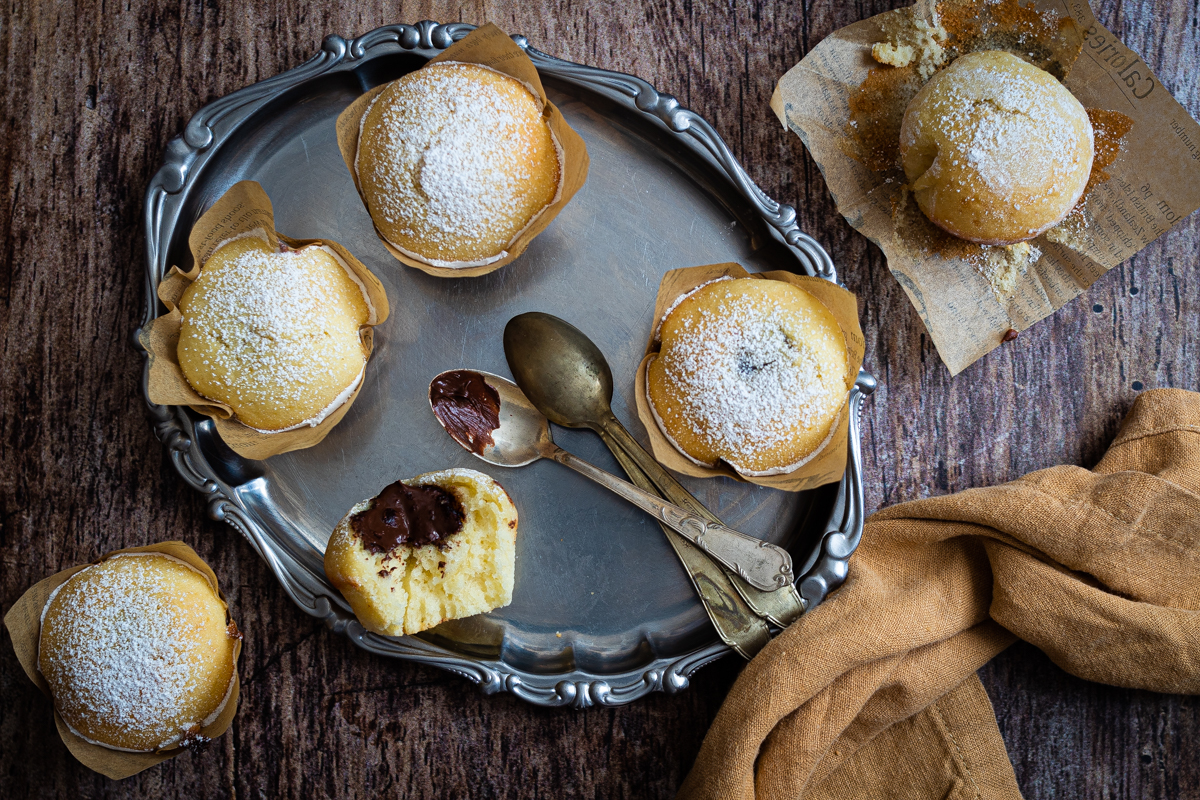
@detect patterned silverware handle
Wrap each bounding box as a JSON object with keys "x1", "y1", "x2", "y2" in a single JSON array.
[
  {"x1": 601, "y1": 417, "x2": 807, "y2": 624},
  {"x1": 595, "y1": 428, "x2": 769, "y2": 658},
  {"x1": 549, "y1": 446, "x2": 794, "y2": 591},
  {"x1": 662, "y1": 514, "x2": 795, "y2": 590}
]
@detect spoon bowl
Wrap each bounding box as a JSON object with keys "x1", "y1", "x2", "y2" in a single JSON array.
[
  {"x1": 428, "y1": 369, "x2": 553, "y2": 468},
  {"x1": 504, "y1": 312, "x2": 614, "y2": 428}
]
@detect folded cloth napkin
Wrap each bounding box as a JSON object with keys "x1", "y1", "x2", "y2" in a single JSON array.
[{"x1": 678, "y1": 388, "x2": 1200, "y2": 799}]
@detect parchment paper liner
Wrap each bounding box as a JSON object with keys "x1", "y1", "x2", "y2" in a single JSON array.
[
  {"x1": 139, "y1": 180, "x2": 391, "y2": 460},
  {"x1": 3, "y1": 541, "x2": 242, "y2": 780},
  {"x1": 336, "y1": 23, "x2": 590, "y2": 278},
  {"x1": 771, "y1": 0, "x2": 1200, "y2": 375},
  {"x1": 633, "y1": 263, "x2": 865, "y2": 492}
]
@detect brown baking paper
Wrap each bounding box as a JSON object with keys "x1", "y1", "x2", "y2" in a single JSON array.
[
  {"x1": 3, "y1": 541, "x2": 242, "y2": 780},
  {"x1": 772, "y1": 0, "x2": 1200, "y2": 374},
  {"x1": 633, "y1": 263, "x2": 865, "y2": 492},
  {"x1": 335, "y1": 23, "x2": 590, "y2": 278},
  {"x1": 139, "y1": 180, "x2": 390, "y2": 460}
]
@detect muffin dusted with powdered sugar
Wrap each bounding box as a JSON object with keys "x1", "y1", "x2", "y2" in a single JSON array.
[
  {"x1": 647, "y1": 278, "x2": 850, "y2": 477},
  {"x1": 176, "y1": 232, "x2": 376, "y2": 432},
  {"x1": 899, "y1": 50, "x2": 1094, "y2": 245},
  {"x1": 354, "y1": 62, "x2": 563, "y2": 268},
  {"x1": 37, "y1": 553, "x2": 240, "y2": 753}
]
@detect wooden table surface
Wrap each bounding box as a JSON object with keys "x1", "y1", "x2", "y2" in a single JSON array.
[{"x1": 2, "y1": 0, "x2": 1197, "y2": 797}]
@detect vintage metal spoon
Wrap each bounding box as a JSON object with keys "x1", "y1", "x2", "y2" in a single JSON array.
[
  {"x1": 503, "y1": 312, "x2": 805, "y2": 627},
  {"x1": 428, "y1": 369, "x2": 793, "y2": 593}
]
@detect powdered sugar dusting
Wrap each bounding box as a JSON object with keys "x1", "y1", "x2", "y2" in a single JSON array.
[
  {"x1": 960, "y1": 77, "x2": 1072, "y2": 195},
  {"x1": 178, "y1": 241, "x2": 368, "y2": 429},
  {"x1": 911, "y1": 52, "x2": 1090, "y2": 203},
  {"x1": 355, "y1": 62, "x2": 562, "y2": 266},
  {"x1": 38, "y1": 554, "x2": 233, "y2": 750},
  {"x1": 651, "y1": 289, "x2": 846, "y2": 472},
  {"x1": 652, "y1": 276, "x2": 733, "y2": 342}
]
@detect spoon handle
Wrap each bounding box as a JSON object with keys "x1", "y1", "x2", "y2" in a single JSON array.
[
  {"x1": 600, "y1": 418, "x2": 805, "y2": 625},
  {"x1": 547, "y1": 446, "x2": 793, "y2": 591},
  {"x1": 594, "y1": 428, "x2": 770, "y2": 658}
]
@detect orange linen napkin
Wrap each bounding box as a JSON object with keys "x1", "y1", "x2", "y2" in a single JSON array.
[{"x1": 678, "y1": 388, "x2": 1200, "y2": 799}]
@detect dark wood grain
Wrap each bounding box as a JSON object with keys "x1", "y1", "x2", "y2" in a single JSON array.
[{"x1": 2, "y1": 0, "x2": 1198, "y2": 797}]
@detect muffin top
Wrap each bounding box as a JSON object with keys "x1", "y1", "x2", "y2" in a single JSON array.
[
  {"x1": 648, "y1": 278, "x2": 850, "y2": 476},
  {"x1": 355, "y1": 62, "x2": 562, "y2": 266},
  {"x1": 177, "y1": 233, "x2": 372, "y2": 432},
  {"x1": 38, "y1": 553, "x2": 239, "y2": 752},
  {"x1": 899, "y1": 50, "x2": 1094, "y2": 245}
]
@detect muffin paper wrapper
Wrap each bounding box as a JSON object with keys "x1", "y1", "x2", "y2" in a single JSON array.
[
  {"x1": 139, "y1": 180, "x2": 391, "y2": 459},
  {"x1": 633, "y1": 263, "x2": 865, "y2": 492},
  {"x1": 772, "y1": 0, "x2": 1200, "y2": 374},
  {"x1": 335, "y1": 22, "x2": 590, "y2": 278},
  {"x1": 3, "y1": 542, "x2": 242, "y2": 780}
]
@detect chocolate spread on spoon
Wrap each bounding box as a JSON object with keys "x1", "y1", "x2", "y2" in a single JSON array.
[
  {"x1": 429, "y1": 370, "x2": 502, "y2": 455},
  {"x1": 351, "y1": 482, "x2": 464, "y2": 553}
]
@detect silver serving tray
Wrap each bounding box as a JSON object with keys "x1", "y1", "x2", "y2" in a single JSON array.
[{"x1": 138, "y1": 21, "x2": 877, "y2": 708}]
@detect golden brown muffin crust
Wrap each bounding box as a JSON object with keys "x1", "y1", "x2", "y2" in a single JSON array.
[
  {"x1": 37, "y1": 554, "x2": 238, "y2": 752},
  {"x1": 177, "y1": 233, "x2": 372, "y2": 432},
  {"x1": 647, "y1": 278, "x2": 850, "y2": 476},
  {"x1": 355, "y1": 62, "x2": 562, "y2": 266},
  {"x1": 899, "y1": 50, "x2": 1094, "y2": 245}
]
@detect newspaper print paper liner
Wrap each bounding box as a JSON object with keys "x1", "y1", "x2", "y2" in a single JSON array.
[
  {"x1": 633, "y1": 262, "x2": 865, "y2": 492},
  {"x1": 139, "y1": 180, "x2": 391, "y2": 460},
  {"x1": 3, "y1": 541, "x2": 242, "y2": 780},
  {"x1": 335, "y1": 23, "x2": 590, "y2": 278},
  {"x1": 771, "y1": 0, "x2": 1200, "y2": 374}
]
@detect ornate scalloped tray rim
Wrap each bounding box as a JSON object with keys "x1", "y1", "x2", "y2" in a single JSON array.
[{"x1": 138, "y1": 20, "x2": 877, "y2": 708}]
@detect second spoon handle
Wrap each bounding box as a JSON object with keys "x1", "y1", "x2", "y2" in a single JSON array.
[
  {"x1": 600, "y1": 416, "x2": 805, "y2": 626},
  {"x1": 547, "y1": 446, "x2": 793, "y2": 592},
  {"x1": 594, "y1": 431, "x2": 769, "y2": 658}
]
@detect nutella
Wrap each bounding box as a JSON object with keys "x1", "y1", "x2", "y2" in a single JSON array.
[
  {"x1": 351, "y1": 482, "x2": 465, "y2": 552},
  {"x1": 429, "y1": 370, "x2": 502, "y2": 455}
]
